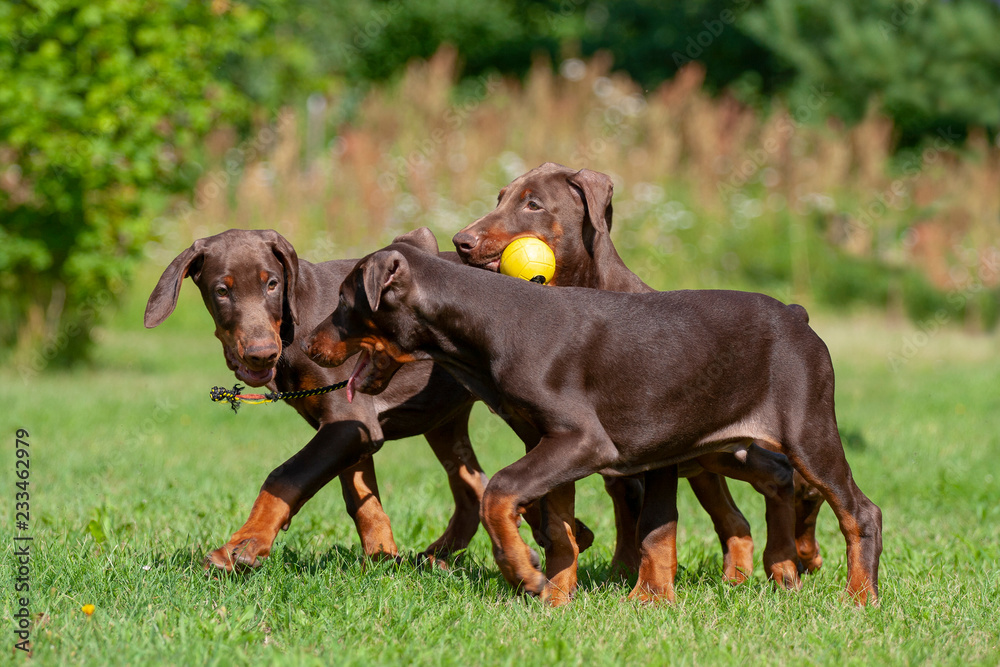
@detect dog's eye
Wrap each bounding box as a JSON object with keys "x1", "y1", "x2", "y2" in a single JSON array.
[
  {"x1": 267, "y1": 279, "x2": 279, "y2": 292},
  {"x1": 526, "y1": 201, "x2": 542, "y2": 211},
  {"x1": 216, "y1": 287, "x2": 228, "y2": 297}
]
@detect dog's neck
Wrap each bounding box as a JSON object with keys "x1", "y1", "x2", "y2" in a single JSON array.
[
  {"x1": 284, "y1": 258, "x2": 339, "y2": 345},
  {"x1": 405, "y1": 252, "x2": 535, "y2": 403},
  {"x1": 561, "y1": 236, "x2": 653, "y2": 294}
]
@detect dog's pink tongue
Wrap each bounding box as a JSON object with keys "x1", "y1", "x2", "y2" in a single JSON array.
[{"x1": 346, "y1": 349, "x2": 371, "y2": 403}]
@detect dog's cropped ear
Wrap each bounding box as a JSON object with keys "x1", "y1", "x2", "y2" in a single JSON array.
[
  {"x1": 567, "y1": 169, "x2": 615, "y2": 241},
  {"x1": 144, "y1": 240, "x2": 207, "y2": 328},
  {"x1": 362, "y1": 250, "x2": 409, "y2": 313},
  {"x1": 392, "y1": 227, "x2": 439, "y2": 255},
  {"x1": 263, "y1": 229, "x2": 299, "y2": 325}
]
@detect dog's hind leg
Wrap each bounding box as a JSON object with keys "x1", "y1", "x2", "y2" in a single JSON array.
[
  {"x1": 603, "y1": 475, "x2": 644, "y2": 577},
  {"x1": 793, "y1": 471, "x2": 826, "y2": 573},
  {"x1": 687, "y1": 471, "x2": 754, "y2": 584},
  {"x1": 699, "y1": 444, "x2": 800, "y2": 590},
  {"x1": 421, "y1": 407, "x2": 489, "y2": 561},
  {"x1": 339, "y1": 458, "x2": 399, "y2": 560},
  {"x1": 784, "y1": 423, "x2": 882, "y2": 605}
]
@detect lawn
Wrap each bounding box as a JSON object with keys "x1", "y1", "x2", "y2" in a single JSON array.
[{"x1": 2, "y1": 267, "x2": 999, "y2": 665}]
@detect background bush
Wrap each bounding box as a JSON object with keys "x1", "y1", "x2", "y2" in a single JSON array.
[
  {"x1": 0, "y1": 0, "x2": 266, "y2": 364},
  {"x1": 741, "y1": 0, "x2": 1000, "y2": 147}
]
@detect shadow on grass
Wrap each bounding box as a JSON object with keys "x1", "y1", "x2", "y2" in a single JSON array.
[
  {"x1": 840, "y1": 426, "x2": 868, "y2": 451},
  {"x1": 158, "y1": 541, "x2": 800, "y2": 605}
]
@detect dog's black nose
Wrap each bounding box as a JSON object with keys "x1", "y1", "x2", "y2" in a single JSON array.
[{"x1": 244, "y1": 343, "x2": 278, "y2": 368}]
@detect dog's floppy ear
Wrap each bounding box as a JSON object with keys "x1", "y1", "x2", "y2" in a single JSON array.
[
  {"x1": 144, "y1": 239, "x2": 207, "y2": 328},
  {"x1": 392, "y1": 227, "x2": 439, "y2": 255},
  {"x1": 567, "y1": 168, "x2": 615, "y2": 240},
  {"x1": 263, "y1": 229, "x2": 299, "y2": 325},
  {"x1": 362, "y1": 250, "x2": 408, "y2": 313}
]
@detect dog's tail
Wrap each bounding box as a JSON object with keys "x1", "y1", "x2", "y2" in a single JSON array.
[{"x1": 788, "y1": 303, "x2": 810, "y2": 323}]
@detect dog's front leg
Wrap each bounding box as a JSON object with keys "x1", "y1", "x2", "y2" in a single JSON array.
[
  {"x1": 204, "y1": 420, "x2": 380, "y2": 571},
  {"x1": 480, "y1": 430, "x2": 609, "y2": 605}
]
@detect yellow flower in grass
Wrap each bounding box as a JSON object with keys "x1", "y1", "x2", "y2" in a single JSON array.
[{"x1": 81, "y1": 604, "x2": 95, "y2": 616}]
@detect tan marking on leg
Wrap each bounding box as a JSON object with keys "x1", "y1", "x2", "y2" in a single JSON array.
[
  {"x1": 826, "y1": 504, "x2": 878, "y2": 606},
  {"x1": 629, "y1": 521, "x2": 678, "y2": 604},
  {"x1": 794, "y1": 472, "x2": 825, "y2": 573},
  {"x1": 724, "y1": 534, "x2": 755, "y2": 585},
  {"x1": 481, "y1": 490, "x2": 548, "y2": 596},
  {"x1": 840, "y1": 514, "x2": 877, "y2": 605},
  {"x1": 542, "y1": 484, "x2": 579, "y2": 606},
  {"x1": 423, "y1": 419, "x2": 488, "y2": 560},
  {"x1": 343, "y1": 459, "x2": 398, "y2": 559},
  {"x1": 687, "y1": 471, "x2": 754, "y2": 584},
  {"x1": 204, "y1": 488, "x2": 292, "y2": 571}
]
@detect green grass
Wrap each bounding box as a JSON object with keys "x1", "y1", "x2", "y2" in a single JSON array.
[{"x1": 3, "y1": 271, "x2": 1000, "y2": 665}]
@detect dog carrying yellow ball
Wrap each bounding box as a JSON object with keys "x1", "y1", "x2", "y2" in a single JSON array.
[{"x1": 499, "y1": 237, "x2": 556, "y2": 284}]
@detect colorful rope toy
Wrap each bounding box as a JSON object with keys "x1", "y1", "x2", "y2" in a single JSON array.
[{"x1": 210, "y1": 381, "x2": 347, "y2": 413}]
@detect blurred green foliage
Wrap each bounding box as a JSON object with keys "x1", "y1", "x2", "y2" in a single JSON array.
[
  {"x1": 741, "y1": 0, "x2": 1000, "y2": 146},
  {"x1": 0, "y1": 0, "x2": 266, "y2": 364},
  {"x1": 579, "y1": 0, "x2": 789, "y2": 97},
  {"x1": 3, "y1": 0, "x2": 998, "y2": 366},
  {"x1": 247, "y1": 0, "x2": 1000, "y2": 144},
  {"x1": 228, "y1": 0, "x2": 576, "y2": 104}
]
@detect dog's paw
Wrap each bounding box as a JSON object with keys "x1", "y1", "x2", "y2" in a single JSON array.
[
  {"x1": 627, "y1": 581, "x2": 675, "y2": 605},
  {"x1": 540, "y1": 582, "x2": 574, "y2": 607},
  {"x1": 796, "y1": 549, "x2": 823, "y2": 575},
  {"x1": 203, "y1": 539, "x2": 266, "y2": 572}
]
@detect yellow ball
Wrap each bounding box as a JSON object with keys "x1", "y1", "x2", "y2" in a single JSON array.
[{"x1": 499, "y1": 237, "x2": 556, "y2": 284}]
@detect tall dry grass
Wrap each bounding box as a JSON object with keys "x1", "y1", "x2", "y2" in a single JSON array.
[{"x1": 164, "y1": 48, "x2": 1000, "y2": 322}]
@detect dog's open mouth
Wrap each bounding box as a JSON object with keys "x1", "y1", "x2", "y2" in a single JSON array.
[
  {"x1": 224, "y1": 346, "x2": 277, "y2": 387},
  {"x1": 237, "y1": 365, "x2": 276, "y2": 386},
  {"x1": 346, "y1": 349, "x2": 372, "y2": 403}
]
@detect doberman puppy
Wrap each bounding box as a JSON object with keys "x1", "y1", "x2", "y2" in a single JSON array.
[
  {"x1": 456, "y1": 163, "x2": 752, "y2": 581},
  {"x1": 305, "y1": 230, "x2": 880, "y2": 605},
  {"x1": 453, "y1": 163, "x2": 827, "y2": 575},
  {"x1": 144, "y1": 229, "x2": 494, "y2": 569}
]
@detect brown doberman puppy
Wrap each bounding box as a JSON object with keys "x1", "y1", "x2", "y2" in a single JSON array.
[
  {"x1": 305, "y1": 230, "x2": 880, "y2": 605},
  {"x1": 453, "y1": 163, "x2": 827, "y2": 576},
  {"x1": 144, "y1": 229, "x2": 495, "y2": 569}
]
